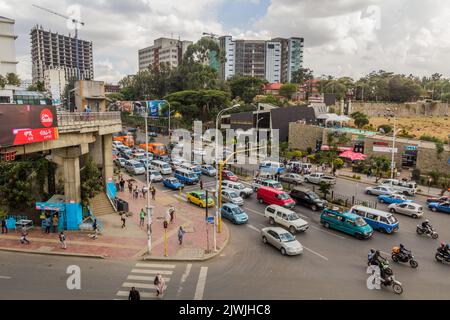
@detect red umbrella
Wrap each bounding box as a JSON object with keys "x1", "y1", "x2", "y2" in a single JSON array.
[{"x1": 339, "y1": 150, "x2": 367, "y2": 161}]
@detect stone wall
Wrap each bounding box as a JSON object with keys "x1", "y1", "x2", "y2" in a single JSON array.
[
  {"x1": 289, "y1": 123, "x2": 324, "y2": 151},
  {"x1": 348, "y1": 101, "x2": 450, "y2": 117}
]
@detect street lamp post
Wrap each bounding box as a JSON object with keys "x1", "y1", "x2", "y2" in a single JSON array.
[{"x1": 143, "y1": 108, "x2": 153, "y2": 255}]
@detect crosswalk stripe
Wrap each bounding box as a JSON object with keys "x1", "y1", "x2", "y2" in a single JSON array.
[
  {"x1": 135, "y1": 263, "x2": 176, "y2": 269},
  {"x1": 194, "y1": 267, "x2": 208, "y2": 300},
  {"x1": 127, "y1": 275, "x2": 170, "y2": 282},
  {"x1": 131, "y1": 269, "x2": 173, "y2": 275},
  {"x1": 121, "y1": 282, "x2": 157, "y2": 290},
  {"x1": 116, "y1": 291, "x2": 156, "y2": 298}
]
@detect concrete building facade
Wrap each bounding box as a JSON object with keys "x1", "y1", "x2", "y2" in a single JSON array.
[
  {"x1": 44, "y1": 68, "x2": 66, "y2": 106},
  {"x1": 138, "y1": 37, "x2": 193, "y2": 71},
  {"x1": 31, "y1": 26, "x2": 94, "y2": 84},
  {"x1": 74, "y1": 80, "x2": 106, "y2": 112},
  {"x1": 0, "y1": 16, "x2": 18, "y2": 76}
]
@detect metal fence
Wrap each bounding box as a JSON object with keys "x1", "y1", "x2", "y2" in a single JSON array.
[
  {"x1": 328, "y1": 191, "x2": 378, "y2": 209},
  {"x1": 57, "y1": 111, "x2": 121, "y2": 126}
]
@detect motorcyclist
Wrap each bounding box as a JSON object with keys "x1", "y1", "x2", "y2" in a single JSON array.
[
  {"x1": 399, "y1": 243, "x2": 410, "y2": 259},
  {"x1": 421, "y1": 219, "x2": 432, "y2": 232},
  {"x1": 438, "y1": 243, "x2": 450, "y2": 256}
]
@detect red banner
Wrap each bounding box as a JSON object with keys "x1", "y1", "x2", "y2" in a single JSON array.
[{"x1": 12, "y1": 128, "x2": 59, "y2": 145}]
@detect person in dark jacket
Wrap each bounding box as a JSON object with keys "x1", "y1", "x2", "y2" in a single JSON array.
[
  {"x1": 1, "y1": 217, "x2": 7, "y2": 234},
  {"x1": 128, "y1": 287, "x2": 140, "y2": 300}
]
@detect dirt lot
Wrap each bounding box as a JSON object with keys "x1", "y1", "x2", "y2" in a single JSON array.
[{"x1": 370, "y1": 116, "x2": 450, "y2": 141}]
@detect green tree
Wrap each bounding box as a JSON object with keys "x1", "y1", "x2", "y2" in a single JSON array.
[
  {"x1": 279, "y1": 83, "x2": 298, "y2": 100},
  {"x1": 6, "y1": 73, "x2": 20, "y2": 86},
  {"x1": 228, "y1": 76, "x2": 265, "y2": 104},
  {"x1": 350, "y1": 111, "x2": 370, "y2": 128},
  {"x1": 319, "y1": 181, "x2": 332, "y2": 199},
  {"x1": 368, "y1": 156, "x2": 391, "y2": 182},
  {"x1": 291, "y1": 68, "x2": 314, "y2": 85},
  {"x1": 106, "y1": 92, "x2": 125, "y2": 102},
  {"x1": 256, "y1": 93, "x2": 282, "y2": 106},
  {"x1": 319, "y1": 132, "x2": 350, "y2": 174},
  {"x1": 80, "y1": 158, "x2": 103, "y2": 208},
  {"x1": 28, "y1": 80, "x2": 46, "y2": 92},
  {"x1": 377, "y1": 124, "x2": 392, "y2": 134},
  {"x1": 0, "y1": 75, "x2": 6, "y2": 89}
]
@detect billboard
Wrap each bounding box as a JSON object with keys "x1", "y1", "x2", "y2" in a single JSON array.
[
  {"x1": 146, "y1": 100, "x2": 167, "y2": 117},
  {"x1": 0, "y1": 104, "x2": 59, "y2": 148}
]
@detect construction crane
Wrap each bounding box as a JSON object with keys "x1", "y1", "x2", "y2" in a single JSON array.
[{"x1": 32, "y1": 4, "x2": 85, "y2": 80}]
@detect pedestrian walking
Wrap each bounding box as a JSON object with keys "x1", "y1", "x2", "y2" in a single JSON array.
[
  {"x1": 200, "y1": 179, "x2": 204, "y2": 190},
  {"x1": 151, "y1": 186, "x2": 156, "y2": 200},
  {"x1": 1, "y1": 217, "x2": 7, "y2": 234},
  {"x1": 128, "y1": 181, "x2": 133, "y2": 194},
  {"x1": 45, "y1": 217, "x2": 51, "y2": 234},
  {"x1": 165, "y1": 209, "x2": 171, "y2": 226},
  {"x1": 154, "y1": 273, "x2": 166, "y2": 297},
  {"x1": 133, "y1": 186, "x2": 139, "y2": 199},
  {"x1": 90, "y1": 218, "x2": 99, "y2": 240},
  {"x1": 59, "y1": 231, "x2": 67, "y2": 249},
  {"x1": 178, "y1": 226, "x2": 185, "y2": 245},
  {"x1": 121, "y1": 212, "x2": 127, "y2": 228},
  {"x1": 139, "y1": 208, "x2": 146, "y2": 227},
  {"x1": 20, "y1": 228, "x2": 30, "y2": 244},
  {"x1": 52, "y1": 214, "x2": 59, "y2": 233},
  {"x1": 128, "y1": 287, "x2": 140, "y2": 301},
  {"x1": 141, "y1": 186, "x2": 147, "y2": 198},
  {"x1": 168, "y1": 205, "x2": 175, "y2": 224},
  {"x1": 120, "y1": 178, "x2": 125, "y2": 192}
]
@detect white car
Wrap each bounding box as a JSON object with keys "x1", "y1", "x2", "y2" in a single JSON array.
[
  {"x1": 304, "y1": 173, "x2": 336, "y2": 185},
  {"x1": 114, "y1": 157, "x2": 126, "y2": 168},
  {"x1": 381, "y1": 179, "x2": 417, "y2": 196},
  {"x1": 265, "y1": 205, "x2": 309, "y2": 234},
  {"x1": 125, "y1": 160, "x2": 145, "y2": 175},
  {"x1": 365, "y1": 186, "x2": 401, "y2": 196},
  {"x1": 261, "y1": 227, "x2": 303, "y2": 256},
  {"x1": 221, "y1": 189, "x2": 244, "y2": 206},
  {"x1": 221, "y1": 181, "x2": 253, "y2": 198},
  {"x1": 388, "y1": 202, "x2": 423, "y2": 219},
  {"x1": 147, "y1": 170, "x2": 163, "y2": 183}
]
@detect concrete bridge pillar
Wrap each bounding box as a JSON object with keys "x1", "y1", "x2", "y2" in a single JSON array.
[
  {"x1": 89, "y1": 135, "x2": 104, "y2": 167},
  {"x1": 62, "y1": 156, "x2": 81, "y2": 203},
  {"x1": 102, "y1": 134, "x2": 114, "y2": 185}
]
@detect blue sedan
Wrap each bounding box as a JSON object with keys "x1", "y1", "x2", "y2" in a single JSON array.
[
  {"x1": 428, "y1": 202, "x2": 450, "y2": 214},
  {"x1": 378, "y1": 194, "x2": 411, "y2": 204},
  {"x1": 163, "y1": 177, "x2": 184, "y2": 191},
  {"x1": 221, "y1": 204, "x2": 248, "y2": 225}
]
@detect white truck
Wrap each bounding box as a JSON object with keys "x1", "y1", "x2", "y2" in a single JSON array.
[
  {"x1": 304, "y1": 172, "x2": 336, "y2": 185},
  {"x1": 264, "y1": 205, "x2": 309, "y2": 234},
  {"x1": 380, "y1": 179, "x2": 417, "y2": 196}
]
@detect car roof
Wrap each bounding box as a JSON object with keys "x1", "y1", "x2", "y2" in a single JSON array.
[
  {"x1": 267, "y1": 204, "x2": 295, "y2": 213},
  {"x1": 223, "y1": 203, "x2": 239, "y2": 209},
  {"x1": 262, "y1": 227, "x2": 291, "y2": 234},
  {"x1": 351, "y1": 205, "x2": 392, "y2": 217},
  {"x1": 189, "y1": 191, "x2": 205, "y2": 195},
  {"x1": 258, "y1": 186, "x2": 284, "y2": 194}
]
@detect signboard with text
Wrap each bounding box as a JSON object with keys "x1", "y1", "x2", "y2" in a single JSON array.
[
  {"x1": 0, "y1": 104, "x2": 59, "y2": 148},
  {"x1": 373, "y1": 146, "x2": 398, "y2": 153}
]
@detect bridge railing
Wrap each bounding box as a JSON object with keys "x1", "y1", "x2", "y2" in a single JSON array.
[{"x1": 57, "y1": 112, "x2": 121, "y2": 127}]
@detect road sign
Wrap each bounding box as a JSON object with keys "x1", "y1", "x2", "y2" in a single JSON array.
[{"x1": 206, "y1": 217, "x2": 215, "y2": 224}]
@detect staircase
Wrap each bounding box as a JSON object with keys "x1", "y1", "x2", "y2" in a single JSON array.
[{"x1": 90, "y1": 192, "x2": 116, "y2": 216}]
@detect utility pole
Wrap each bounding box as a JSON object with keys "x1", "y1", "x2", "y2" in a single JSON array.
[{"x1": 143, "y1": 105, "x2": 153, "y2": 254}]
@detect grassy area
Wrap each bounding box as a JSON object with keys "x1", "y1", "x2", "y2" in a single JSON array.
[{"x1": 370, "y1": 117, "x2": 450, "y2": 141}]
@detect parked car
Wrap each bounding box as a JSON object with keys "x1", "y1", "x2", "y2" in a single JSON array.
[
  {"x1": 221, "y1": 204, "x2": 248, "y2": 225},
  {"x1": 426, "y1": 196, "x2": 449, "y2": 204},
  {"x1": 380, "y1": 179, "x2": 417, "y2": 196},
  {"x1": 261, "y1": 227, "x2": 303, "y2": 256},
  {"x1": 428, "y1": 202, "x2": 450, "y2": 214},
  {"x1": 163, "y1": 177, "x2": 184, "y2": 190},
  {"x1": 221, "y1": 189, "x2": 244, "y2": 206},
  {"x1": 289, "y1": 186, "x2": 327, "y2": 211},
  {"x1": 279, "y1": 173, "x2": 304, "y2": 185},
  {"x1": 146, "y1": 170, "x2": 163, "y2": 183},
  {"x1": 148, "y1": 132, "x2": 158, "y2": 137},
  {"x1": 221, "y1": 181, "x2": 253, "y2": 198},
  {"x1": 320, "y1": 208, "x2": 373, "y2": 239},
  {"x1": 187, "y1": 191, "x2": 215, "y2": 208},
  {"x1": 377, "y1": 194, "x2": 411, "y2": 204},
  {"x1": 304, "y1": 172, "x2": 336, "y2": 185},
  {"x1": 349, "y1": 205, "x2": 399, "y2": 234},
  {"x1": 252, "y1": 178, "x2": 283, "y2": 191},
  {"x1": 125, "y1": 160, "x2": 145, "y2": 175},
  {"x1": 264, "y1": 205, "x2": 309, "y2": 234},
  {"x1": 257, "y1": 187, "x2": 295, "y2": 209},
  {"x1": 365, "y1": 186, "x2": 401, "y2": 196},
  {"x1": 114, "y1": 157, "x2": 126, "y2": 168},
  {"x1": 222, "y1": 170, "x2": 238, "y2": 182},
  {"x1": 388, "y1": 203, "x2": 423, "y2": 218},
  {"x1": 200, "y1": 165, "x2": 216, "y2": 177}
]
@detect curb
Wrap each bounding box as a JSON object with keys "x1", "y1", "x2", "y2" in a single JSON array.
[
  {"x1": 337, "y1": 175, "x2": 436, "y2": 197},
  {"x1": 140, "y1": 223, "x2": 230, "y2": 262},
  {"x1": 0, "y1": 247, "x2": 106, "y2": 260}
]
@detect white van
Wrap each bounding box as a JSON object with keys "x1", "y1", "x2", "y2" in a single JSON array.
[
  {"x1": 259, "y1": 161, "x2": 285, "y2": 174},
  {"x1": 264, "y1": 205, "x2": 309, "y2": 234},
  {"x1": 150, "y1": 160, "x2": 172, "y2": 175},
  {"x1": 380, "y1": 179, "x2": 417, "y2": 196}
]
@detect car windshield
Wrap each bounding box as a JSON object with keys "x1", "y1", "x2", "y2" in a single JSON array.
[
  {"x1": 162, "y1": 164, "x2": 170, "y2": 169},
  {"x1": 355, "y1": 217, "x2": 367, "y2": 227},
  {"x1": 168, "y1": 179, "x2": 177, "y2": 183},
  {"x1": 187, "y1": 173, "x2": 197, "y2": 179},
  {"x1": 279, "y1": 232, "x2": 296, "y2": 242},
  {"x1": 231, "y1": 207, "x2": 244, "y2": 215},
  {"x1": 134, "y1": 163, "x2": 144, "y2": 168},
  {"x1": 199, "y1": 194, "x2": 210, "y2": 201},
  {"x1": 279, "y1": 193, "x2": 290, "y2": 200},
  {"x1": 229, "y1": 192, "x2": 239, "y2": 198},
  {"x1": 273, "y1": 182, "x2": 282, "y2": 189},
  {"x1": 307, "y1": 192, "x2": 318, "y2": 200},
  {"x1": 387, "y1": 215, "x2": 398, "y2": 224},
  {"x1": 288, "y1": 214, "x2": 300, "y2": 221},
  {"x1": 235, "y1": 184, "x2": 244, "y2": 190}
]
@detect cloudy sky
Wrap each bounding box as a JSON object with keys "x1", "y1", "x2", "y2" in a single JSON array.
[{"x1": 2, "y1": 0, "x2": 450, "y2": 83}]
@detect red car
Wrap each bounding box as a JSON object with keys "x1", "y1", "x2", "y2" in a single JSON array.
[
  {"x1": 426, "y1": 196, "x2": 449, "y2": 204},
  {"x1": 222, "y1": 170, "x2": 238, "y2": 182}
]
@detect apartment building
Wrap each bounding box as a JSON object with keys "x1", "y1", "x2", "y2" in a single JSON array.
[
  {"x1": 44, "y1": 68, "x2": 66, "y2": 106},
  {"x1": 30, "y1": 25, "x2": 94, "y2": 84},
  {"x1": 0, "y1": 16, "x2": 18, "y2": 76},
  {"x1": 218, "y1": 36, "x2": 303, "y2": 83},
  {"x1": 138, "y1": 37, "x2": 193, "y2": 71}
]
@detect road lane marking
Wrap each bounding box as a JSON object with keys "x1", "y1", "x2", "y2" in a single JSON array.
[
  {"x1": 135, "y1": 263, "x2": 175, "y2": 269},
  {"x1": 116, "y1": 290, "x2": 155, "y2": 298},
  {"x1": 247, "y1": 224, "x2": 261, "y2": 233},
  {"x1": 127, "y1": 275, "x2": 170, "y2": 282},
  {"x1": 0, "y1": 276, "x2": 11, "y2": 280},
  {"x1": 194, "y1": 267, "x2": 208, "y2": 300},
  {"x1": 131, "y1": 269, "x2": 173, "y2": 275},
  {"x1": 122, "y1": 282, "x2": 157, "y2": 290},
  {"x1": 181, "y1": 264, "x2": 192, "y2": 283},
  {"x1": 244, "y1": 207, "x2": 264, "y2": 217},
  {"x1": 310, "y1": 225, "x2": 346, "y2": 240},
  {"x1": 303, "y1": 246, "x2": 329, "y2": 261}
]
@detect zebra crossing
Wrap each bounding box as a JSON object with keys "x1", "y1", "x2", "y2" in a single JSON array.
[{"x1": 115, "y1": 263, "x2": 176, "y2": 299}]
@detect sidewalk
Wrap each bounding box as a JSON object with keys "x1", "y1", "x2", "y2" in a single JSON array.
[{"x1": 0, "y1": 175, "x2": 229, "y2": 261}]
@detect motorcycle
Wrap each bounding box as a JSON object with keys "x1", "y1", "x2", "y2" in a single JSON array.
[
  {"x1": 435, "y1": 247, "x2": 450, "y2": 264},
  {"x1": 416, "y1": 225, "x2": 439, "y2": 239},
  {"x1": 381, "y1": 275, "x2": 404, "y2": 295},
  {"x1": 368, "y1": 257, "x2": 393, "y2": 276},
  {"x1": 391, "y1": 247, "x2": 418, "y2": 268}
]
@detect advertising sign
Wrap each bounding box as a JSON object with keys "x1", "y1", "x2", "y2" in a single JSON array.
[
  {"x1": 145, "y1": 100, "x2": 167, "y2": 117},
  {"x1": 373, "y1": 146, "x2": 398, "y2": 153},
  {"x1": 0, "y1": 104, "x2": 59, "y2": 148}
]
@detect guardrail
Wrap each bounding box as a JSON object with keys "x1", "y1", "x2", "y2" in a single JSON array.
[{"x1": 57, "y1": 111, "x2": 121, "y2": 127}]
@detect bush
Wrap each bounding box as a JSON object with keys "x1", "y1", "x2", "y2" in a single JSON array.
[{"x1": 377, "y1": 124, "x2": 393, "y2": 134}]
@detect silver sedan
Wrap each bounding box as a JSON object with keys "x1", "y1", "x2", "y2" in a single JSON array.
[
  {"x1": 279, "y1": 173, "x2": 304, "y2": 185},
  {"x1": 261, "y1": 227, "x2": 303, "y2": 256}
]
